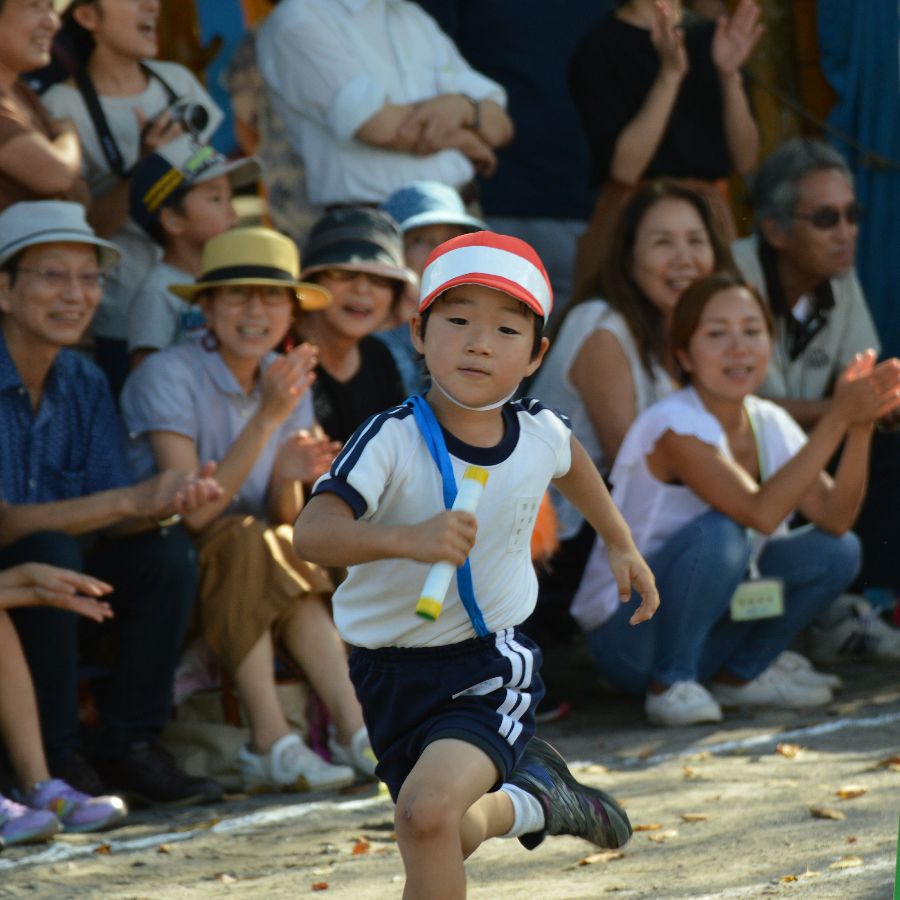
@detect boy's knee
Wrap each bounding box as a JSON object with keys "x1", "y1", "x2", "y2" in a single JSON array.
[{"x1": 395, "y1": 786, "x2": 459, "y2": 844}]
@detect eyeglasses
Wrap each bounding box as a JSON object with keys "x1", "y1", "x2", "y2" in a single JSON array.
[
  {"x1": 320, "y1": 268, "x2": 397, "y2": 290},
  {"x1": 18, "y1": 268, "x2": 107, "y2": 291},
  {"x1": 216, "y1": 285, "x2": 294, "y2": 308},
  {"x1": 793, "y1": 202, "x2": 862, "y2": 230}
]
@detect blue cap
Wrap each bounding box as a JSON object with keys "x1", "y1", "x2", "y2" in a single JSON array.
[{"x1": 381, "y1": 181, "x2": 485, "y2": 235}]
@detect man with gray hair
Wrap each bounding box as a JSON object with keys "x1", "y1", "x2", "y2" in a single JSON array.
[
  {"x1": 734, "y1": 139, "x2": 900, "y2": 664},
  {"x1": 732, "y1": 137, "x2": 879, "y2": 428}
]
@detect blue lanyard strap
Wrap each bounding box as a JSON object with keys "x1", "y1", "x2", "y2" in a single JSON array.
[{"x1": 408, "y1": 395, "x2": 489, "y2": 637}]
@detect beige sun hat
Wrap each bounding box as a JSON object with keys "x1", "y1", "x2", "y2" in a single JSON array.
[{"x1": 169, "y1": 227, "x2": 331, "y2": 310}]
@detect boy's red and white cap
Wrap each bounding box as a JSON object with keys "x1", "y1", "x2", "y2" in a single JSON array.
[{"x1": 419, "y1": 231, "x2": 553, "y2": 320}]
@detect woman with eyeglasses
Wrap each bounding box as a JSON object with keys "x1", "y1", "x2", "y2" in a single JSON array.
[
  {"x1": 120, "y1": 226, "x2": 377, "y2": 793},
  {"x1": 297, "y1": 207, "x2": 418, "y2": 443}
]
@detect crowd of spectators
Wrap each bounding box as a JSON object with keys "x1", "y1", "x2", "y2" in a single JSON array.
[{"x1": 0, "y1": 0, "x2": 898, "y2": 851}]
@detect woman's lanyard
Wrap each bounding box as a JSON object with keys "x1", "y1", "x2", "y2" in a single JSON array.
[
  {"x1": 408, "y1": 395, "x2": 489, "y2": 637},
  {"x1": 744, "y1": 404, "x2": 767, "y2": 579}
]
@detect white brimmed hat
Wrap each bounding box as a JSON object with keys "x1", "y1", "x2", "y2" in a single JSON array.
[
  {"x1": 419, "y1": 231, "x2": 553, "y2": 320},
  {"x1": 381, "y1": 181, "x2": 485, "y2": 234},
  {"x1": 0, "y1": 201, "x2": 121, "y2": 271}
]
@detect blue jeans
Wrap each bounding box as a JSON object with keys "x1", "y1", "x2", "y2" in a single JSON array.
[
  {"x1": 584, "y1": 510, "x2": 861, "y2": 694},
  {"x1": 1, "y1": 527, "x2": 198, "y2": 762}
]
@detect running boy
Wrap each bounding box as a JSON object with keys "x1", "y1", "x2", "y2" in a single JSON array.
[{"x1": 294, "y1": 232, "x2": 658, "y2": 899}]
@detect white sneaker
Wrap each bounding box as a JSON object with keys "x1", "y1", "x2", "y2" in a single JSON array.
[
  {"x1": 711, "y1": 666, "x2": 832, "y2": 709},
  {"x1": 238, "y1": 733, "x2": 354, "y2": 793},
  {"x1": 645, "y1": 681, "x2": 723, "y2": 727},
  {"x1": 773, "y1": 650, "x2": 843, "y2": 691},
  {"x1": 328, "y1": 726, "x2": 377, "y2": 779},
  {"x1": 807, "y1": 594, "x2": 900, "y2": 664}
]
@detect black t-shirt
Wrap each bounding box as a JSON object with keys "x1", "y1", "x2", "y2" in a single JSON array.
[
  {"x1": 312, "y1": 336, "x2": 406, "y2": 445},
  {"x1": 569, "y1": 12, "x2": 733, "y2": 186}
]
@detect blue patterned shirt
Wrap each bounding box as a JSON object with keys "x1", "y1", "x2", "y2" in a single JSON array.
[{"x1": 0, "y1": 334, "x2": 133, "y2": 506}]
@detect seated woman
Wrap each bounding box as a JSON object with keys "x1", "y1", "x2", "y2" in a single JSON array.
[
  {"x1": 0, "y1": 563, "x2": 125, "y2": 844},
  {"x1": 120, "y1": 227, "x2": 374, "y2": 791},
  {"x1": 572, "y1": 272, "x2": 900, "y2": 726},
  {"x1": 531, "y1": 182, "x2": 733, "y2": 632},
  {"x1": 298, "y1": 207, "x2": 418, "y2": 443}
]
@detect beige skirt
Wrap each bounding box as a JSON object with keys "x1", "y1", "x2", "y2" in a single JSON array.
[{"x1": 194, "y1": 515, "x2": 334, "y2": 673}]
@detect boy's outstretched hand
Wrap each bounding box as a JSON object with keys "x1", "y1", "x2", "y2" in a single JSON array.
[{"x1": 607, "y1": 544, "x2": 659, "y2": 625}]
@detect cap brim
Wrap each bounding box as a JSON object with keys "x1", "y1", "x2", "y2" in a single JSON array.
[
  {"x1": 398, "y1": 210, "x2": 484, "y2": 234},
  {"x1": 169, "y1": 277, "x2": 331, "y2": 311},
  {"x1": 419, "y1": 274, "x2": 545, "y2": 319},
  {"x1": 196, "y1": 155, "x2": 261, "y2": 191},
  {"x1": 0, "y1": 230, "x2": 122, "y2": 273},
  {"x1": 301, "y1": 259, "x2": 418, "y2": 287}
]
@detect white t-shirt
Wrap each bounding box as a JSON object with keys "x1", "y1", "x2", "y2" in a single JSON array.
[
  {"x1": 127, "y1": 260, "x2": 204, "y2": 352},
  {"x1": 120, "y1": 342, "x2": 315, "y2": 517},
  {"x1": 533, "y1": 299, "x2": 673, "y2": 539},
  {"x1": 312, "y1": 398, "x2": 572, "y2": 648},
  {"x1": 256, "y1": 0, "x2": 505, "y2": 206},
  {"x1": 571, "y1": 387, "x2": 808, "y2": 631},
  {"x1": 42, "y1": 61, "x2": 222, "y2": 340}
]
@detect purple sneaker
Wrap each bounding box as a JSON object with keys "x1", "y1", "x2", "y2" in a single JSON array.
[
  {"x1": 25, "y1": 779, "x2": 128, "y2": 834},
  {"x1": 0, "y1": 793, "x2": 60, "y2": 845}
]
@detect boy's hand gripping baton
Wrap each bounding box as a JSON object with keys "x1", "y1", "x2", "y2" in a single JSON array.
[{"x1": 416, "y1": 465, "x2": 489, "y2": 622}]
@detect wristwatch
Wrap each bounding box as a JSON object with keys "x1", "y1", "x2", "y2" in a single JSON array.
[{"x1": 157, "y1": 513, "x2": 183, "y2": 528}]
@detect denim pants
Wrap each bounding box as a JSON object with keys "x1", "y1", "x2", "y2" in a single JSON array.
[
  {"x1": 0, "y1": 527, "x2": 198, "y2": 763},
  {"x1": 584, "y1": 510, "x2": 861, "y2": 694}
]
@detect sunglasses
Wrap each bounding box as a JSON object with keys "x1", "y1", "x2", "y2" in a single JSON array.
[{"x1": 793, "y1": 202, "x2": 862, "y2": 230}]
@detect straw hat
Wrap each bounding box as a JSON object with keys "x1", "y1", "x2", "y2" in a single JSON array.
[{"x1": 168, "y1": 227, "x2": 331, "y2": 310}]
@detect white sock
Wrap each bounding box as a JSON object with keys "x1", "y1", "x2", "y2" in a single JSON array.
[{"x1": 499, "y1": 783, "x2": 545, "y2": 838}]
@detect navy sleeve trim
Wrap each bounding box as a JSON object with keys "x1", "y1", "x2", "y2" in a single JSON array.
[
  {"x1": 310, "y1": 478, "x2": 368, "y2": 519},
  {"x1": 331, "y1": 402, "x2": 413, "y2": 479}
]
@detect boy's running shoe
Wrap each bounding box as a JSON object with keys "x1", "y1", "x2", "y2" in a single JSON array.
[{"x1": 509, "y1": 737, "x2": 632, "y2": 850}]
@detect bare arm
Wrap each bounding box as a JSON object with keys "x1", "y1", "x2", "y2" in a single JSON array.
[
  {"x1": 609, "y1": 1, "x2": 686, "y2": 186},
  {"x1": 0, "y1": 563, "x2": 113, "y2": 622},
  {"x1": 712, "y1": 0, "x2": 763, "y2": 174},
  {"x1": 0, "y1": 123, "x2": 82, "y2": 196},
  {"x1": 569, "y1": 330, "x2": 642, "y2": 464},
  {"x1": 553, "y1": 437, "x2": 659, "y2": 623},
  {"x1": 267, "y1": 430, "x2": 341, "y2": 525},
  {"x1": 765, "y1": 395, "x2": 832, "y2": 430}
]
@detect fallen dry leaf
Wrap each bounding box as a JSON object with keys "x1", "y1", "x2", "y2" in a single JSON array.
[
  {"x1": 94, "y1": 844, "x2": 111, "y2": 855},
  {"x1": 877, "y1": 755, "x2": 900, "y2": 771},
  {"x1": 578, "y1": 850, "x2": 625, "y2": 865},
  {"x1": 829, "y1": 856, "x2": 863, "y2": 870},
  {"x1": 847, "y1": 836, "x2": 858, "y2": 844},
  {"x1": 637, "y1": 748, "x2": 653, "y2": 760},
  {"x1": 157, "y1": 844, "x2": 171, "y2": 854},
  {"x1": 776, "y1": 743, "x2": 803, "y2": 759},
  {"x1": 351, "y1": 838, "x2": 371, "y2": 855},
  {"x1": 647, "y1": 829, "x2": 679, "y2": 843},
  {"x1": 836, "y1": 785, "x2": 867, "y2": 800},
  {"x1": 809, "y1": 806, "x2": 846, "y2": 821},
  {"x1": 633, "y1": 823, "x2": 663, "y2": 832},
  {"x1": 682, "y1": 766, "x2": 698, "y2": 780},
  {"x1": 779, "y1": 875, "x2": 798, "y2": 884},
  {"x1": 311, "y1": 883, "x2": 330, "y2": 892},
  {"x1": 680, "y1": 813, "x2": 709, "y2": 822},
  {"x1": 215, "y1": 873, "x2": 237, "y2": 884}
]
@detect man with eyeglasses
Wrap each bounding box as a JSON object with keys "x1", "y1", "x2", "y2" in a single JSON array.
[
  {"x1": 731, "y1": 137, "x2": 879, "y2": 429},
  {"x1": 733, "y1": 140, "x2": 900, "y2": 666},
  {"x1": 0, "y1": 200, "x2": 228, "y2": 810}
]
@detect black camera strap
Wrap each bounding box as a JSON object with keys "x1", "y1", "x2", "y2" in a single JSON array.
[{"x1": 73, "y1": 61, "x2": 178, "y2": 179}]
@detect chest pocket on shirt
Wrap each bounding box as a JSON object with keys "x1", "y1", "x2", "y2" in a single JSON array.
[{"x1": 507, "y1": 497, "x2": 541, "y2": 553}]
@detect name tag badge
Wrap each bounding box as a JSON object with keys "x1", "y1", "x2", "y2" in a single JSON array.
[{"x1": 730, "y1": 578, "x2": 785, "y2": 621}]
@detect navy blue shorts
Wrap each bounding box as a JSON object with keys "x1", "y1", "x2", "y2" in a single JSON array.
[{"x1": 349, "y1": 627, "x2": 545, "y2": 802}]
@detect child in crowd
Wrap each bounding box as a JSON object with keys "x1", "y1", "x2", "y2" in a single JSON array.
[
  {"x1": 294, "y1": 232, "x2": 658, "y2": 897},
  {"x1": 1, "y1": 563, "x2": 126, "y2": 845},
  {"x1": 379, "y1": 181, "x2": 484, "y2": 395},
  {"x1": 298, "y1": 208, "x2": 417, "y2": 443},
  {"x1": 127, "y1": 135, "x2": 258, "y2": 368},
  {"x1": 121, "y1": 227, "x2": 373, "y2": 792},
  {"x1": 41, "y1": 0, "x2": 223, "y2": 395}
]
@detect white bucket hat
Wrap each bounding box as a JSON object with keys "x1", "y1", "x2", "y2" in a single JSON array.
[{"x1": 0, "y1": 201, "x2": 121, "y2": 272}]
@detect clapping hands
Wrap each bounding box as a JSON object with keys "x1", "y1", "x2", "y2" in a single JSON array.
[
  {"x1": 274, "y1": 428, "x2": 342, "y2": 484},
  {"x1": 711, "y1": 0, "x2": 764, "y2": 78}
]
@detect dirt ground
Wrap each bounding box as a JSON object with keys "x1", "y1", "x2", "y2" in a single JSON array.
[{"x1": 1, "y1": 652, "x2": 898, "y2": 900}]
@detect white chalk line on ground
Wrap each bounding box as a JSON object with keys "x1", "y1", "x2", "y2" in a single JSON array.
[
  {"x1": 0, "y1": 793, "x2": 388, "y2": 872},
  {"x1": 607, "y1": 708, "x2": 900, "y2": 768}
]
